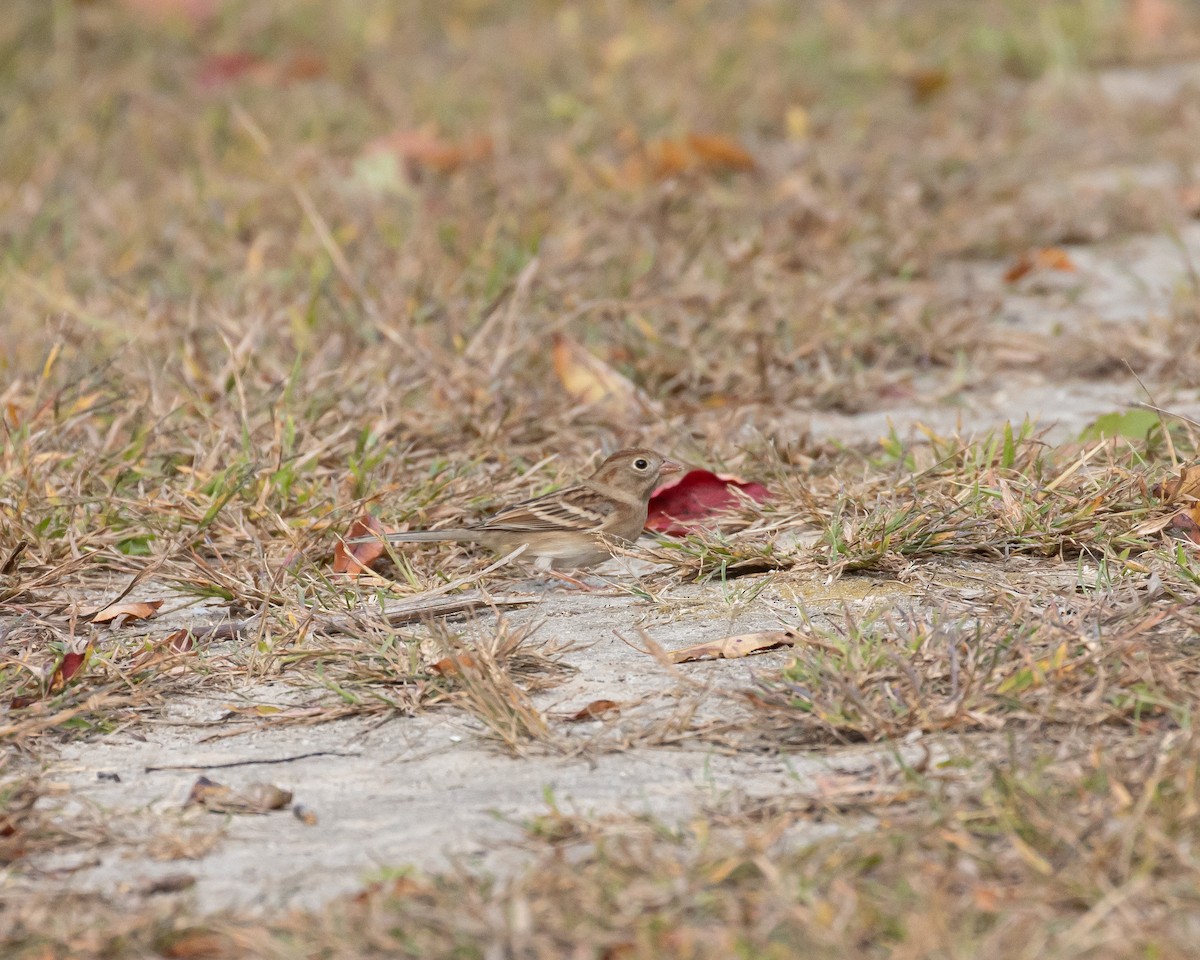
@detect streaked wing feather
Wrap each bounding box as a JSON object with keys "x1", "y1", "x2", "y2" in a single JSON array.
[{"x1": 476, "y1": 484, "x2": 614, "y2": 532}]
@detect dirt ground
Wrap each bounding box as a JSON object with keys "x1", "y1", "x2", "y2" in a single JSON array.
[{"x1": 19, "y1": 199, "x2": 1200, "y2": 914}]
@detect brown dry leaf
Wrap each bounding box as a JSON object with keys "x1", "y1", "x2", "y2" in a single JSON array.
[
  {"x1": 669, "y1": 629, "x2": 797, "y2": 664},
  {"x1": 1182, "y1": 184, "x2": 1200, "y2": 218},
  {"x1": 89, "y1": 599, "x2": 163, "y2": 624},
  {"x1": 905, "y1": 67, "x2": 950, "y2": 102},
  {"x1": 1152, "y1": 464, "x2": 1200, "y2": 502},
  {"x1": 119, "y1": 0, "x2": 217, "y2": 27},
  {"x1": 1129, "y1": 0, "x2": 1181, "y2": 43},
  {"x1": 566, "y1": 699, "x2": 621, "y2": 722},
  {"x1": 185, "y1": 777, "x2": 293, "y2": 814},
  {"x1": 367, "y1": 126, "x2": 492, "y2": 175},
  {"x1": 646, "y1": 138, "x2": 692, "y2": 178},
  {"x1": 333, "y1": 514, "x2": 388, "y2": 578},
  {"x1": 1003, "y1": 247, "x2": 1077, "y2": 283},
  {"x1": 157, "y1": 928, "x2": 233, "y2": 960},
  {"x1": 551, "y1": 333, "x2": 654, "y2": 418},
  {"x1": 132, "y1": 629, "x2": 195, "y2": 671},
  {"x1": 1, "y1": 540, "x2": 27, "y2": 576},
  {"x1": 1166, "y1": 503, "x2": 1200, "y2": 544},
  {"x1": 685, "y1": 132, "x2": 756, "y2": 172},
  {"x1": 430, "y1": 654, "x2": 479, "y2": 677}
]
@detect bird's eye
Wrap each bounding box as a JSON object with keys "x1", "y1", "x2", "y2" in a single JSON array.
[{"x1": 634, "y1": 458, "x2": 649, "y2": 470}]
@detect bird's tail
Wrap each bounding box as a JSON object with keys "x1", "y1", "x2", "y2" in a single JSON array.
[
  {"x1": 347, "y1": 529, "x2": 475, "y2": 545},
  {"x1": 384, "y1": 529, "x2": 475, "y2": 542}
]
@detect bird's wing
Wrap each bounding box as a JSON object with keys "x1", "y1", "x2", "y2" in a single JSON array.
[{"x1": 475, "y1": 484, "x2": 615, "y2": 533}]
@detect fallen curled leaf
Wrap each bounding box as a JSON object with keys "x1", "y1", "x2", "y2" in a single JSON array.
[
  {"x1": 131, "y1": 629, "x2": 195, "y2": 671},
  {"x1": 1003, "y1": 247, "x2": 1077, "y2": 283},
  {"x1": 669, "y1": 629, "x2": 797, "y2": 664},
  {"x1": 157, "y1": 928, "x2": 233, "y2": 960},
  {"x1": 50, "y1": 645, "x2": 91, "y2": 692},
  {"x1": 905, "y1": 67, "x2": 951, "y2": 102},
  {"x1": 89, "y1": 599, "x2": 164, "y2": 624},
  {"x1": 333, "y1": 515, "x2": 388, "y2": 577},
  {"x1": 196, "y1": 51, "x2": 326, "y2": 90},
  {"x1": 1130, "y1": 0, "x2": 1182, "y2": 43},
  {"x1": 1152, "y1": 464, "x2": 1200, "y2": 503},
  {"x1": 552, "y1": 333, "x2": 655, "y2": 419},
  {"x1": 430, "y1": 654, "x2": 479, "y2": 677},
  {"x1": 565, "y1": 699, "x2": 621, "y2": 722},
  {"x1": 646, "y1": 469, "x2": 770, "y2": 535},
  {"x1": 1166, "y1": 503, "x2": 1200, "y2": 544},
  {"x1": 366, "y1": 126, "x2": 493, "y2": 175},
  {"x1": 119, "y1": 0, "x2": 218, "y2": 27},
  {"x1": 1, "y1": 540, "x2": 27, "y2": 576},
  {"x1": 1182, "y1": 184, "x2": 1200, "y2": 219},
  {"x1": 640, "y1": 132, "x2": 756, "y2": 181},
  {"x1": 644, "y1": 138, "x2": 691, "y2": 178},
  {"x1": 12, "y1": 639, "x2": 96, "y2": 707},
  {"x1": 185, "y1": 777, "x2": 293, "y2": 814},
  {"x1": 196, "y1": 51, "x2": 267, "y2": 88},
  {"x1": 685, "y1": 132, "x2": 756, "y2": 172}
]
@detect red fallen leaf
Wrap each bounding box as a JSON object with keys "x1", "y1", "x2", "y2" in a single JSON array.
[
  {"x1": 333, "y1": 515, "x2": 389, "y2": 578},
  {"x1": 89, "y1": 599, "x2": 163, "y2": 624},
  {"x1": 13, "y1": 640, "x2": 93, "y2": 707},
  {"x1": 281, "y1": 52, "x2": 326, "y2": 83},
  {"x1": 196, "y1": 52, "x2": 268, "y2": 89},
  {"x1": 52, "y1": 646, "x2": 90, "y2": 690},
  {"x1": 565, "y1": 699, "x2": 621, "y2": 722},
  {"x1": 646, "y1": 470, "x2": 769, "y2": 535},
  {"x1": 118, "y1": 0, "x2": 218, "y2": 27},
  {"x1": 197, "y1": 51, "x2": 326, "y2": 90}
]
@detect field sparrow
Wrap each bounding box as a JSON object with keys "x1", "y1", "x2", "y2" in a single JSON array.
[{"x1": 358, "y1": 449, "x2": 681, "y2": 570}]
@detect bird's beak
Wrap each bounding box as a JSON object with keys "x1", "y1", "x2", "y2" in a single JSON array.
[{"x1": 660, "y1": 458, "x2": 684, "y2": 476}]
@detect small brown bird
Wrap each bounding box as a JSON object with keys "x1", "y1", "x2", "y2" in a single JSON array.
[{"x1": 364, "y1": 448, "x2": 681, "y2": 571}]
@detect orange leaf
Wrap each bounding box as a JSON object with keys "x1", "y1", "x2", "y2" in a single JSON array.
[
  {"x1": 551, "y1": 333, "x2": 653, "y2": 417},
  {"x1": 646, "y1": 138, "x2": 692, "y2": 178},
  {"x1": 566, "y1": 699, "x2": 621, "y2": 722},
  {"x1": 430, "y1": 654, "x2": 479, "y2": 677},
  {"x1": 367, "y1": 127, "x2": 492, "y2": 174},
  {"x1": 1003, "y1": 247, "x2": 1077, "y2": 283},
  {"x1": 685, "y1": 132, "x2": 756, "y2": 172},
  {"x1": 669, "y1": 629, "x2": 797, "y2": 664},
  {"x1": 333, "y1": 515, "x2": 388, "y2": 578},
  {"x1": 89, "y1": 600, "x2": 163, "y2": 624}
]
